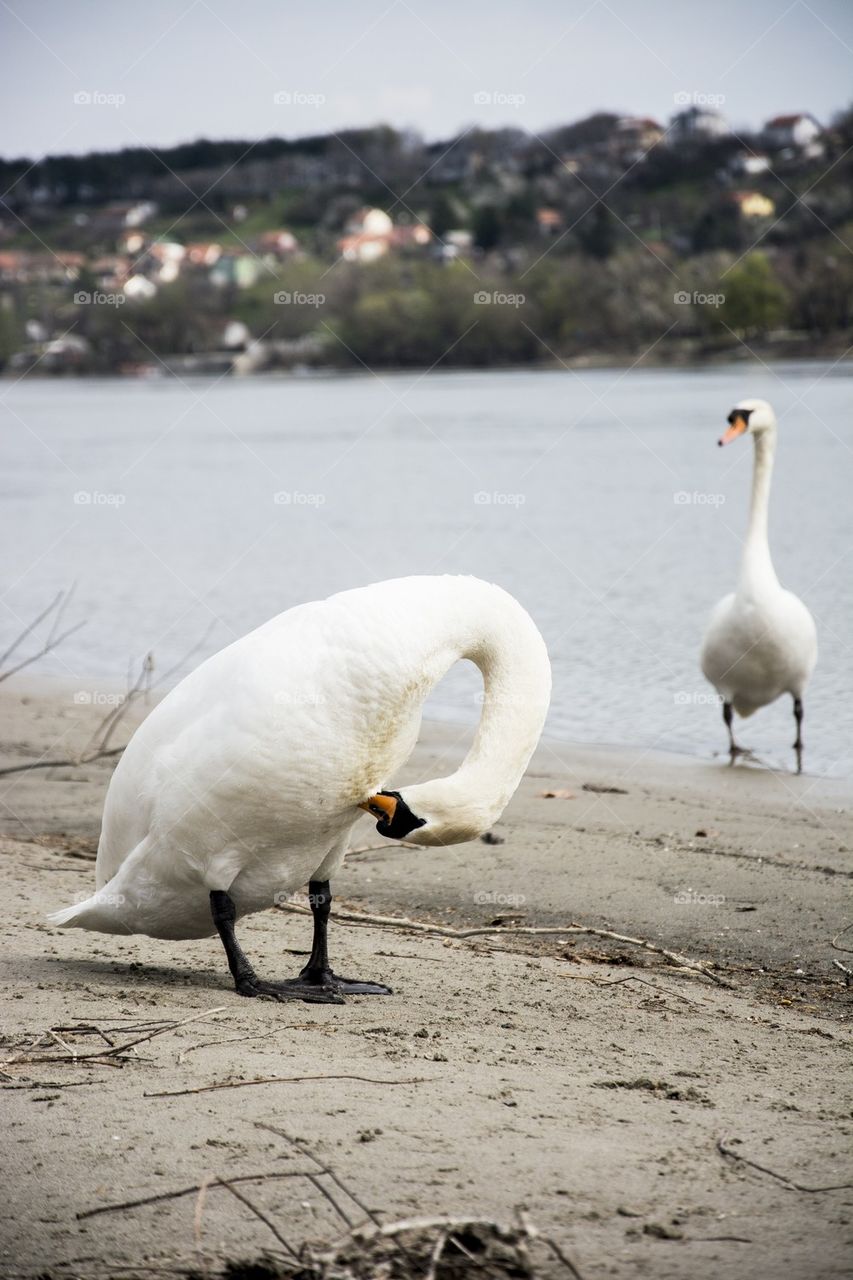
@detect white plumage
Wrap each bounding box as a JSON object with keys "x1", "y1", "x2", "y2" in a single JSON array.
[
  {"x1": 700, "y1": 398, "x2": 817, "y2": 770},
  {"x1": 50, "y1": 576, "x2": 551, "y2": 980}
]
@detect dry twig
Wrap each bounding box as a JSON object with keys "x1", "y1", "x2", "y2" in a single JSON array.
[
  {"x1": 0, "y1": 620, "x2": 216, "y2": 777},
  {"x1": 2, "y1": 1007, "x2": 225, "y2": 1071},
  {"x1": 717, "y1": 1136, "x2": 853, "y2": 1192},
  {"x1": 276, "y1": 901, "x2": 731, "y2": 987},
  {"x1": 0, "y1": 588, "x2": 85, "y2": 683},
  {"x1": 145, "y1": 1073, "x2": 428, "y2": 1098}
]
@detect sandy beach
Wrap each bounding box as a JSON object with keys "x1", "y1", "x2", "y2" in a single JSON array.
[{"x1": 1, "y1": 681, "x2": 851, "y2": 1279}]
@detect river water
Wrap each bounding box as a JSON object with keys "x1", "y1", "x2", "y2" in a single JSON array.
[{"x1": 4, "y1": 360, "x2": 851, "y2": 775}]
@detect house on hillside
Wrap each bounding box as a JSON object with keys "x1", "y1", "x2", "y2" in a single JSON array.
[
  {"x1": 337, "y1": 208, "x2": 431, "y2": 263},
  {"x1": 146, "y1": 241, "x2": 186, "y2": 283},
  {"x1": 185, "y1": 242, "x2": 223, "y2": 268},
  {"x1": 0, "y1": 250, "x2": 84, "y2": 284},
  {"x1": 90, "y1": 202, "x2": 158, "y2": 235},
  {"x1": 763, "y1": 113, "x2": 823, "y2": 156},
  {"x1": 256, "y1": 229, "x2": 299, "y2": 258},
  {"x1": 669, "y1": 106, "x2": 730, "y2": 142},
  {"x1": 729, "y1": 151, "x2": 771, "y2": 176},
  {"x1": 730, "y1": 190, "x2": 776, "y2": 219},
  {"x1": 209, "y1": 251, "x2": 266, "y2": 288},
  {"x1": 614, "y1": 117, "x2": 664, "y2": 160},
  {"x1": 536, "y1": 208, "x2": 564, "y2": 236}
]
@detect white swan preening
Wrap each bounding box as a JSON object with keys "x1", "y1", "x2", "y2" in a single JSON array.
[
  {"x1": 700, "y1": 398, "x2": 817, "y2": 772},
  {"x1": 50, "y1": 575, "x2": 551, "y2": 1003}
]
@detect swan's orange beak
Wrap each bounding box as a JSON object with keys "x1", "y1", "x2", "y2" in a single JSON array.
[
  {"x1": 359, "y1": 793, "x2": 398, "y2": 822},
  {"x1": 719, "y1": 413, "x2": 749, "y2": 446}
]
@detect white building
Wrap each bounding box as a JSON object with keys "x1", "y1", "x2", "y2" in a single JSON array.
[
  {"x1": 669, "y1": 106, "x2": 730, "y2": 142},
  {"x1": 763, "y1": 113, "x2": 822, "y2": 151}
]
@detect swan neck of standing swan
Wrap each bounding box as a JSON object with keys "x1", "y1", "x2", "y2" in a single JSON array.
[
  {"x1": 399, "y1": 587, "x2": 551, "y2": 846},
  {"x1": 739, "y1": 427, "x2": 778, "y2": 595}
]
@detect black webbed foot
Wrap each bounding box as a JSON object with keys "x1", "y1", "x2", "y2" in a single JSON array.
[
  {"x1": 298, "y1": 964, "x2": 392, "y2": 996},
  {"x1": 235, "y1": 974, "x2": 345, "y2": 1004}
]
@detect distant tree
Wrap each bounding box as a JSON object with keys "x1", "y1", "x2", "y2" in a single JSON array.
[
  {"x1": 545, "y1": 113, "x2": 620, "y2": 153},
  {"x1": 0, "y1": 301, "x2": 22, "y2": 369},
  {"x1": 783, "y1": 243, "x2": 853, "y2": 334},
  {"x1": 472, "y1": 205, "x2": 502, "y2": 251},
  {"x1": 428, "y1": 192, "x2": 458, "y2": 240},
  {"x1": 721, "y1": 253, "x2": 789, "y2": 336},
  {"x1": 692, "y1": 198, "x2": 744, "y2": 253},
  {"x1": 578, "y1": 205, "x2": 617, "y2": 260}
]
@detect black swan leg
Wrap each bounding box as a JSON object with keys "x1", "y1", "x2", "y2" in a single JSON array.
[
  {"x1": 722, "y1": 701, "x2": 745, "y2": 763},
  {"x1": 793, "y1": 696, "x2": 804, "y2": 774},
  {"x1": 209, "y1": 889, "x2": 343, "y2": 1004},
  {"x1": 298, "y1": 880, "x2": 392, "y2": 996}
]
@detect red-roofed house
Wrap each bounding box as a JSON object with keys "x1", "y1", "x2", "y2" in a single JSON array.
[
  {"x1": 338, "y1": 208, "x2": 431, "y2": 263},
  {"x1": 763, "y1": 113, "x2": 822, "y2": 150}
]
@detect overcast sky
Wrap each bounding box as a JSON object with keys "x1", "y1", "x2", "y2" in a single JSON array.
[{"x1": 2, "y1": 0, "x2": 851, "y2": 159}]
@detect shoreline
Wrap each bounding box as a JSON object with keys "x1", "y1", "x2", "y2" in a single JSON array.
[
  {"x1": 7, "y1": 670, "x2": 850, "y2": 790},
  {"x1": 3, "y1": 344, "x2": 853, "y2": 382}
]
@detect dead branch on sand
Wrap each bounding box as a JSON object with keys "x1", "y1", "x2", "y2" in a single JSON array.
[
  {"x1": 0, "y1": 619, "x2": 217, "y2": 778},
  {"x1": 830, "y1": 922, "x2": 853, "y2": 954},
  {"x1": 144, "y1": 1073, "x2": 429, "y2": 1098},
  {"x1": 276, "y1": 900, "x2": 731, "y2": 988},
  {"x1": 79, "y1": 1127, "x2": 583, "y2": 1277},
  {"x1": 0, "y1": 587, "x2": 85, "y2": 684},
  {"x1": 1, "y1": 1007, "x2": 225, "y2": 1072},
  {"x1": 716, "y1": 1136, "x2": 853, "y2": 1192}
]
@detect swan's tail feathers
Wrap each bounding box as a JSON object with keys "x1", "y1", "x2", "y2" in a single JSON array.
[{"x1": 48, "y1": 890, "x2": 132, "y2": 935}]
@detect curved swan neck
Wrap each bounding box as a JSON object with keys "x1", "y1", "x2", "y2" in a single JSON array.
[
  {"x1": 400, "y1": 580, "x2": 551, "y2": 842},
  {"x1": 739, "y1": 429, "x2": 778, "y2": 594},
  {"x1": 457, "y1": 619, "x2": 551, "y2": 800}
]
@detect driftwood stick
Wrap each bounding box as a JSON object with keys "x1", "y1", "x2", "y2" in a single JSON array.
[
  {"x1": 830, "y1": 922, "x2": 853, "y2": 954},
  {"x1": 5, "y1": 1007, "x2": 226, "y2": 1068},
  {"x1": 276, "y1": 901, "x2": 731, "y2": 988},
  {"x1": 0, "y1": 590, "x2": 66, "y2": 670},
  {"x1": 254, "y1": 1122, "x2": 385, "y2": 1229},
  {"x1": 192, "y1": 1174, "x2": 213, "y2": 1257},
  {"x1": 305, "y1": 1171, "x2": 354, "y2": 1228},
  {"x1": 78, "y1": 1170, "x2": 315, "y2": 1220},
  {"x1": 214, "y1": 1175, "x2": 297, "y2": 1259},
  {"x1": 717, "y1": 1136, "x2": 853, "y2": 1192},
  {"x1": 146, "y1": 1073, "x2": 428, "y2": 1098},
  {"x1": 542, "y1": 1235, "x2": 586, "y2": 1278}
]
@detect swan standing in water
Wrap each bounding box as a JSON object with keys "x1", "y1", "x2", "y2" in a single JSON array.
[
  {"x1": 700, "y1": 399, "x2": 817, "y2": 772},
  {"x1": 50, "y1": 575, "x2": 551, "y2": 1003}
]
